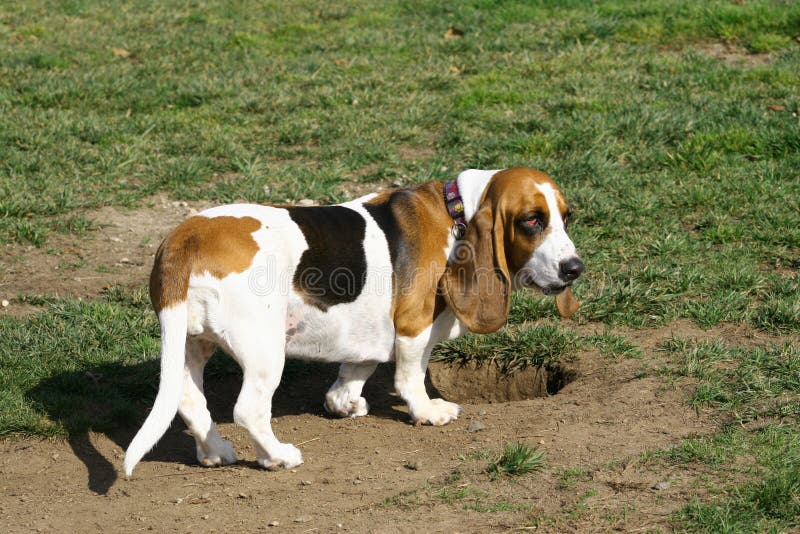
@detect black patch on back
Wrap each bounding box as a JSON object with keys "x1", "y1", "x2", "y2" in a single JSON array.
[{"x1": 287, "y1": 206, "x2": 368, "y2": 311}]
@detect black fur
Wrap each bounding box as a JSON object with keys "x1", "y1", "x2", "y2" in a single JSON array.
[{"x1": 287, "y1": 206, "x2": 368, "y2": 311}]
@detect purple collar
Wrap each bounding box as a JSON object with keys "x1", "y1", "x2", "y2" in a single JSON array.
[{"x1": 443, "y1": 180, "x2": 467, "y2": 239}]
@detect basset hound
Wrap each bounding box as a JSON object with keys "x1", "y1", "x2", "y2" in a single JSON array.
[{"x1": 124, "y1": 166, "x2": 584, "y2": 477}]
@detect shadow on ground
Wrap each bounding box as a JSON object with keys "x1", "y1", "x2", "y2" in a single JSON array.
[{"x1": 26, "y1": 357, "x2": 439, "y2": 495}]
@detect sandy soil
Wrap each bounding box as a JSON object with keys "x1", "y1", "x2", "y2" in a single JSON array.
[{"x1": 0, "y1": 198, "x2": 776, "y2": 533}]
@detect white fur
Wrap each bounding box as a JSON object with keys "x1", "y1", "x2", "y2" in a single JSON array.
[
  {"x1": 456, "y1": 169, "x2": 499, "y2": 221},
  {"x1": 523, "y1": 182, "x2": 579, "y2": 290},
  {"x1": 394, "y1": 309, "x2": 467, "y2": 425},
  {"x1": 124, "y1": 169, "x2": 580, "y2": 477},
  {"x1": 124, "y1": 305, "x2": 190, "y2": 477}
]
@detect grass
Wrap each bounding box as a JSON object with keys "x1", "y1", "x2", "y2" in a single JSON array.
[
  {"x1": 486, "y1": 442, "x2": 547, "y2": 480},
  {"x1": 0, "y1": 0, "x2": 799, "y2": 531},
  {"x1": 431, "y1": 322, "x2": 580, "y2": 372},
  {"x1": 0, "y1": 287, "x2": 238, "y2": 438},
  {"x1": 0, "y1": 288, "x2": 159, "y2": 437},
  {"x1": 659, "y1": 336, "x2": 800, "y2": 423},
  {"x1": 649, "y1": 337, "x2": 800, "y2": 531}
]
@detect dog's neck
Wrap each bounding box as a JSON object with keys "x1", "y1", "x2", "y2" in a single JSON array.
[{"x1": 455, "y1": 169, "x2": 499, "y2": 223}]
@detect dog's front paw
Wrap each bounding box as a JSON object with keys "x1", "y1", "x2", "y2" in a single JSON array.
[
  {"x1": 410, "y1": 398, "x2": 461, "y2": 426},
  {"x1": 324, "y1": 393, "x2": 369, "y2": 418},
  {"x1": 258, "y1": 443, "x2": 304, "y2": 471},
  {"x1": 197, "y1": 439, "x2": 237, "y2": 467}
]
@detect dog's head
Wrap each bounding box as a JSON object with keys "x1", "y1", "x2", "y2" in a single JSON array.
[{"x1": 441, "y1": 167, "x2": 584, "y2": 333}]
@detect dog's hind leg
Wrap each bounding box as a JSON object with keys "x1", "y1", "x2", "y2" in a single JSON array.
[
  {"x1": 178, "y1": 337, "x2": 237, "y2": 467},
  {"x1": 324, "y1": 362, "x2": 377, "y2": 417},
  {"x1": 229, "y1": 325, "x2": 303, "y2": 470}
]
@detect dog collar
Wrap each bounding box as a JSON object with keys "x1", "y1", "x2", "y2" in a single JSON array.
[{"x1": 444, "y1": 180, "x2": 467, "y2": 239}]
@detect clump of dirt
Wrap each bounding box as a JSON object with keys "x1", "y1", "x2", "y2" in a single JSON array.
[{"x1": 428, "y1": 361, "x2": 577, "y2": 403}]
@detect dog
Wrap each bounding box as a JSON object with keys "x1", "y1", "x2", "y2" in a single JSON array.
[{"x1": 124, "y1": 167, "x2": 583, "y2": 477}]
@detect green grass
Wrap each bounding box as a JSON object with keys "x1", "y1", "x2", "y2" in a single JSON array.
[
  {"x1": 659, "y1": 336, "x2": 800, "y2": 423},
  {"x1": 1, "y1": 1, "x2": 799, "y2": 530},
  {"x1": 649, "y1": 336, "x2": 800, "y2": 531},
  {"x1": 431, "y1": 323, "x2": 580, "y2": 372},
  {"x1": 559, "y1": 467, "x2": 592, "y2": 488},
  {"x1": 0, "y1": 287, "x2": 239, "y2": 438},
  {"x1": 0, "y1": 288, "x2": 159, "y2": 437},
  {"x1": 486, "y1": 442, "x2": 547, "y2": 480}
]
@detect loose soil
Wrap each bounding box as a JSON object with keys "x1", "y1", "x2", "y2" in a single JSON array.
[{"x1": 0, "y1": 199, "x2": 767, "y2": 532}]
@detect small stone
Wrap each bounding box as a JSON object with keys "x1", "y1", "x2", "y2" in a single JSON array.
[
  {"x1": 120, "y1": 257, "x2": 131, "y2": 263},
  {"x1": 201, "y1": 514, "x2": 209, "y2": 520},
  {"x1": 297, "y1": 198, "x2": 316, "y2": 207},
  {"x1": 538, "y1": 439, "x2": 545, "y2": 445},
  {"x1": 237, "y1": 492, "x2": 248, "y2": 499},
  {"x1": 467, "y1": 421, "x2": 485, "y2": 432},
  {"x1": 404, "y1": 460, "x2": 420, "y2": 471},
  {"x1": 336, "y1": 524, "x2": 343, "y2": 529},
  {"x1": 352, "y1": 479, "x2": 362, "y2": 485},
  {"x1": 51, "y1": 453, "x2": 59, "y2": 460},
  {"x1": 172, "y1": 497, "x2": 183, "y2": 504},
  {"x1": 110, "y1": 237, "x2": 123, "y2": 243},
  {"x1": 479, "y1": 409, "x2": 487, "y2": 416},
  {"x1": 268, "y1": 521, "x2": 279, "y2": 527},
  {"x1": 293, "y1": 515, "x2": 312, "y2": 523},
  {"x1": 1, "y1": 300, "x2": 9, "y2": 307},
  {"x1": 300, "y1": 480, "x2": 312, "y2": 486},
  {"x1": 653, "y1": 481, "x2": 670, "y2": 491}
]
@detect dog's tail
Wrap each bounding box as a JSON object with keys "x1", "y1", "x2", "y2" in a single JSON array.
[
  {"x1": 123, "y1": 302, "x2": 188, "y2": 478},
  {"x1": 124, "y1": 232, "x2": 194, "y2": 479}
]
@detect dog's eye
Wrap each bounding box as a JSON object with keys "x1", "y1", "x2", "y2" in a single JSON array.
[{"x1": 519, "y1": 215, "x2": 544, "y2": 234}]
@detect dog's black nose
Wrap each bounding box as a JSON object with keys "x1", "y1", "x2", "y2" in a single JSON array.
[{"x1": 559, "y1": 257, "x2": 584, "y2": 281}]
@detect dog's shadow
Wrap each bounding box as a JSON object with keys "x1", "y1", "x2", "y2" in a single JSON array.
[{"x1": 27, "y1": 354, "x2": 442, "y2": 495}]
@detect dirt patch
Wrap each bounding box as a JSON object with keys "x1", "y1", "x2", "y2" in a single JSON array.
[
  {"x1": 0, "y1": 201, "x2": 776, "y2": 531},
  {"x1": 693, "y1": 42, "x2": 771, "y2": 68},
  {"x1": 0, "y1": 345, "x2": 718, "y2": 532},
  {"x1": 0, "y1": 195, "x2": 211, "y2": 314},
  {"x1": 397, "y1": 145, "x2": 435, "y2": 163},
  {"x1": 428, "y1": 361, "x2": 577, "y2": 403}
]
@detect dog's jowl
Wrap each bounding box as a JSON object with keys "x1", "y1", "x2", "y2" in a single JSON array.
[{"x1": 124, "y1": 167, "x2": 584, "y2": 477}]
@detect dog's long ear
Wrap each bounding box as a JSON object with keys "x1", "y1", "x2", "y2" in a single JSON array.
[
  {"x1": 556, "y1": 287, "x2": 579, "y2": 319},
  {"x1": 441, "y1": 205, "x2": 510, "y2": 334}
]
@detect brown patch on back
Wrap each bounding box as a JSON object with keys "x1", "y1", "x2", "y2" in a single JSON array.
[
  {"x1": 149, "y1": 216, "x2": 261, "y2": 311},
  {"x1": 365, "y1": 184, "x2": 454, "y2": 338}
]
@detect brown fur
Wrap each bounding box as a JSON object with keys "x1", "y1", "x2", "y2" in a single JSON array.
[
  {"x1": 149, "y1": 216, "x2": 261, "y2": 311},
  {"x1": 440, "y1": 194, "x2": 511, "y2": 334},
  {"x1": 367, "y1": 183, "x2": 454, "y2": 338},
  {"x1": 370, "y1": 167, "x2": 575, "y2": 337},
  {"x1": 442, "y1": 167, "x2": 573, "y2": 333}
]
